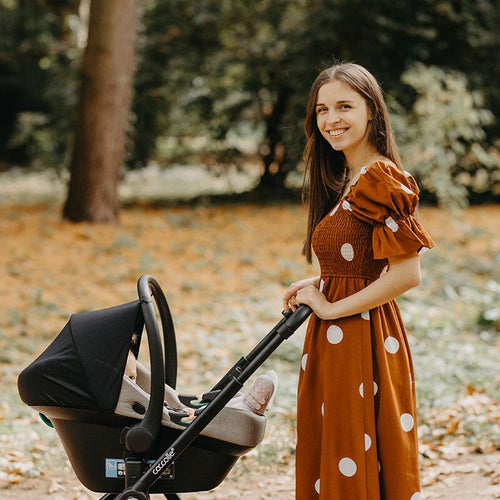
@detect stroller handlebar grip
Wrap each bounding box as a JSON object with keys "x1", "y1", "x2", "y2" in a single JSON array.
[{"x1": 276, "y1": 305, "x2": 312, "y2": 339}]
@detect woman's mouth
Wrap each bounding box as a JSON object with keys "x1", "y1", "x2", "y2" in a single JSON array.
[{"x1": 328, "y1": 128, "x2": 348, "y2": 138}]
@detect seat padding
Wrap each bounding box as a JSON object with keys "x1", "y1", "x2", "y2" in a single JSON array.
[{"x1": 114, "y1": 363, "x2": 266, "y2": 448}]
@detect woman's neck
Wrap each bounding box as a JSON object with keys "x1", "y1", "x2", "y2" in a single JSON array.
[{"x1": 344, "y1": 146, "x2": 382, "y2": 177}]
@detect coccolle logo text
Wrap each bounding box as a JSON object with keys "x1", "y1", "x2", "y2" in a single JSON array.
[{"x1": 152, "y1": 448, "x2": 175, "y2": 475}]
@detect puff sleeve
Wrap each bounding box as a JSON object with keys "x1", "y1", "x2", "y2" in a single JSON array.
[{"x1": 345, "y1": 161, "x2": 435, "y2": 260}]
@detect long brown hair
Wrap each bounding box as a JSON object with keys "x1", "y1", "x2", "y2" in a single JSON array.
[{"x1": 302, "y1": 63, "x2": 402, "y2": 262}]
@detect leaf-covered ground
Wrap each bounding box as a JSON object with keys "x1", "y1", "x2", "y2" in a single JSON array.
[{"x1": 1, "y1": 201, "x2": 499, "y2": 499}]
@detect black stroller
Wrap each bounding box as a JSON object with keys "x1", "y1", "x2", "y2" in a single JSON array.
[{"x1": 18, "y1": 275, "x2": 311, "y2": 499}]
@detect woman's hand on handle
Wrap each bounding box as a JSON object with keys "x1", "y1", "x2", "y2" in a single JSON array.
[
  {"x1": 283, "y1": 276, "x2": 320, "y2": 312},
  {"x1": 293, "y1": 285, "x2": 331, "y2": 319}
]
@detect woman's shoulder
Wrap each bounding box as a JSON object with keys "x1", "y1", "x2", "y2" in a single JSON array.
[
  {"x1": 363, "y1": 158, "x2": 413, "y2": 182},
  {"x1": 354, "y1": 158, "x2": 419, "y2": 196},
  {"x1": 345, "y1": 158, "x2": 420, "y2": 218}
]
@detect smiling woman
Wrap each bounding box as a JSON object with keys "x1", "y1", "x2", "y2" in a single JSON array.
[
  {"x1": 283, "y1": 63, "x2": 435, "y2": 500},
  {"x1": 315, "y1": 82, "x2": 374, "y2": 164}
]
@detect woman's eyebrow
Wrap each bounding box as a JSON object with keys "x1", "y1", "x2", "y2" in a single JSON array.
[{"x1": 315, "y1": 99, "x2": 354, "y2": 107}]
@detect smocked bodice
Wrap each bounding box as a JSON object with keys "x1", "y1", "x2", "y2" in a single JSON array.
[{"x1": 312, "y1": 202, "x2": 386, "y2": 282}]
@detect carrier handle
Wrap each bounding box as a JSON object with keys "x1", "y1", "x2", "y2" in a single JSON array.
[
  {"x1": 123, "y1": 275, "x2": 173, "y2": 454},
  {"x1": 137, "y1": 275, "x2": 178, "y2": 388}
]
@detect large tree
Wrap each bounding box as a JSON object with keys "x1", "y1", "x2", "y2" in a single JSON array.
[{"x1": 63, "y1": 0, "x2": 137, "y2": 223}]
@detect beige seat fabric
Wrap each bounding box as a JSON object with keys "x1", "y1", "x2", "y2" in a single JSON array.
[{"x1": 114, "y1": 362, "x2": 266, "y2": 448}]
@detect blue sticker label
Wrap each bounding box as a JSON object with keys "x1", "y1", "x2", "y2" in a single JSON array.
[{"x1": 105, "y1": 459, "x2": 126, "y2": 478}]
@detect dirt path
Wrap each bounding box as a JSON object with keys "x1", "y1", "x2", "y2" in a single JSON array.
[{"x1": 2, "y1": 453, "x2": 499, "y2": 499}]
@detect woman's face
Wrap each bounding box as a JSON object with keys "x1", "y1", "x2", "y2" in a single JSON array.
[{"x1": 315, "y1": 80, "x2": 372, "y2": 157}]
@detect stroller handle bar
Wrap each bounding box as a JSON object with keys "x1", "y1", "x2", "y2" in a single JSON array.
[
  {"x1": 277, "y1": 305, "x2": 313, "y2": 337},
  {"x1": 116, "y1": 284, "x2": 312, "y2": 499}
]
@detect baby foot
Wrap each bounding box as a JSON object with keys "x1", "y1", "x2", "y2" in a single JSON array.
[{"x1": 242, "y1": 370, "x2": 278, "y2": 415}]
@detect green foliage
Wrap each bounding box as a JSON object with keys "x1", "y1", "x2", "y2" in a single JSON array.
[
  {"x1": 130, "y1": 0, "x2": 500, "y2": 201},
  {"x1": 8, "y1": 112, "x2": 60, "y2": 169},
  {"x1": 131, "y1": 0, "x2": 310, "y2": 183},
  {"x1": 0, "y1": 0, "x2": 79, "y2": 168},
  {"x1": 391, "y1": 64, "x2": 498, "y2": 207},
  {"x1": 1, "y1": 0, "x2": 499, "y2": 204}
]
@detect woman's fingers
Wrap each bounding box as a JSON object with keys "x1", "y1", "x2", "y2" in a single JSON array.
[
  {"x1": 283, "y1": 278, "x2": 319, "y2": 312},
  {"x1": 283, "y1": 282, "x2": 298, "y2": 311},
  {"x1": 295, "y1": 285, "x2": 314, "y2": 305}
]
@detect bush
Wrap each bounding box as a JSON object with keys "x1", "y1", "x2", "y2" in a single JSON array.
[{"x1": 391, "y1": 63, "x2": 499, "y2": 207}]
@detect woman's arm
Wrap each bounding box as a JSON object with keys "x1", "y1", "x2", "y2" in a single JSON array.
[{"x1": 293, "y1": 253, "x2": 421, "y2": 320}]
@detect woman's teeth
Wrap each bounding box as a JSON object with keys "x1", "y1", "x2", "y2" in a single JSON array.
[{"x1": 329, "y1": 128, "x2": 347, "y2": 137}]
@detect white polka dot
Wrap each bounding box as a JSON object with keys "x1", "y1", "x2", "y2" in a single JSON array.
[
  {"x1": 314, "y1": 479, "x2": 320, "y2": 493},
  {"x1": 384, "y1": 336, "x2": 400, "y2": 354},
  {"x1": 400, "y1": 413, "x2": 414, "y2": 432},
  {"x1": 327, "y1": 325, "x2": 343, "y2": 344},
  {"x1": 361, "y1": 310, "x2": 370, "y2": 320},
  {"x1": 419, "y1": 246, "x2": 430, "y2": 254},
  {"x1": 360, "y1": 381, "x2": 378, "y2": 398},
  {"x1": 364, "y1": 434, "x2": 372, "y2": 451},
  {"x1": 319, "y1": 279, "x2": 325, "y2": 292},
  {"x1": 410, "y1": 493, "x2": 421, "y2": 500},
  {"x1": 400, "y1": 182, "x2": 414, "y2": 195},
  {"x1": 330, "y1": 204, "x2": 340, "y2": 216},
  {"x1": 301, "y1": 353, "x2": 308, "y2": 371},
  {"x1": 321, "y1": 402, "x2": 324, "y2": 417},
  {"x1": 360, "y1": 166, "x2": 368, "y2": 174},
  {"x1": 342, "y1": 200, "x2": 352, "y2": 211},
  {"x1": 340, "y1": 243, "x2": 354, "y2": 261},
  {"x1": 385, "y1": 216, "x2": 399, "y2": 232},
  {"x1": 338, "y1": 457, "x2": 357, "y2": 477}
]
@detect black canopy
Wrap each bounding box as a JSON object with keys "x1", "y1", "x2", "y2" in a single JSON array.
[{"x1": 18, "y1": 301, "x2": 143, "y2": 413}]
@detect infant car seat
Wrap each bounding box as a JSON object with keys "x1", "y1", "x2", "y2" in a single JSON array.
[{"x1": 18, "y1": 275, "x2": 311, "y2": 499}]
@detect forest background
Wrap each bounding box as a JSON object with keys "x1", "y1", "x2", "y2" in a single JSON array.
[{"x1": 0, "y1": 0, "x2": 499, "y2": 498}]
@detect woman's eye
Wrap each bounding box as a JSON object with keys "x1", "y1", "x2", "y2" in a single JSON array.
[
  {"x1": 316, "y1": 107, "x2": 327, "y2": 114},
  {"x1": 339, "y1": 104, "x2": 351, "y2": 110}
]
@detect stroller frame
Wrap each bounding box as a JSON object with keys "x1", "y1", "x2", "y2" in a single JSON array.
[
  {"x1": 22, "y1": 275, "x2": 312, "y2": 500},
  {"x1": 114, "y1": 276, "x2": 311, "y2": 500}
]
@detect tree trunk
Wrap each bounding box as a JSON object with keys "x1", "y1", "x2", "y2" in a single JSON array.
[{"x1": 63, "y1": 0, "x2": 137, "y2": 223}]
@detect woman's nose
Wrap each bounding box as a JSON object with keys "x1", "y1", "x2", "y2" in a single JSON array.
[{"x1": 326, "y1": 110, "x2": 341, "y2": 125}]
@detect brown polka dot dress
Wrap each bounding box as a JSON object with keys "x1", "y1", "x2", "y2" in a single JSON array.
[{"x1": 295, "y1": 161, "x2": 434, "y2": 500}]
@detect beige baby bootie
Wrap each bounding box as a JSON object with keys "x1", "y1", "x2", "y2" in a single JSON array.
[{"x1": 242, "y1": 370, "x2": 278, "y2": 415}]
